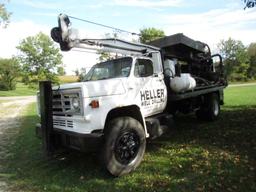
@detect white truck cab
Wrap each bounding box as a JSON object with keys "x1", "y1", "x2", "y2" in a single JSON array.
[{"x1": 51, "y1": 55, "x2": 167, "y2": 137}]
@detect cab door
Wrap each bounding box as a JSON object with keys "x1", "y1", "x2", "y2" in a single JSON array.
[{"x1": 133, "y1": 58, "x2": 167, "y2": 117}]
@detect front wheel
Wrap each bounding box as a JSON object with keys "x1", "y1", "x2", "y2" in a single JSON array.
[{"x1": 102, "y1": 117, "x2": 146, "y2": 176}]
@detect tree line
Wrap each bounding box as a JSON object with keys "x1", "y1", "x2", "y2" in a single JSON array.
[{"x1": 218, "y1": 38, "x2": 256, "y2": 81}]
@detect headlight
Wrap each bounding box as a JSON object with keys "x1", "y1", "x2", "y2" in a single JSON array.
[{"x1": 71, "y1": 97, "x2": 80, "y2": 110}]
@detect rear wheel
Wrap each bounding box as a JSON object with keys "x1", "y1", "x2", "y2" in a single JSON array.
[
  {"x1": 102, "y1": 116, "x2": 146, "y2": 176},
  {"x1": 196, "y1": 93, "x2": 220, "y2": 121}
]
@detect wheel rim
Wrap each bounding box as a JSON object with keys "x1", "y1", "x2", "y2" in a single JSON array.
[
  {"x1": 213, "y1": 100, "x2": 219, "y2": 116},
  {"x1": 114, "y1": 131, "x2": 140, "y2": 165}
]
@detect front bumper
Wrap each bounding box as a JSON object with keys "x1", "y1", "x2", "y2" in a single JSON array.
[{"x1": 36, "y1": 123, "x2": 103, "y2": 152}]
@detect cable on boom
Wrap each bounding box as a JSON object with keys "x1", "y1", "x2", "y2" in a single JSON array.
[{"x1": 67, "y1": 15, "x2": 141, "y2": 36}]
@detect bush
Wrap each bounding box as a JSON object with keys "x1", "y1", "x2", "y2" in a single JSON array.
[{"x1": 0, "y1": 58, "x2": 20, "y2": 91}]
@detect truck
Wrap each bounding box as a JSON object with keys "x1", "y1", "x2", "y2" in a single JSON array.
[{"x1": 36, "y1": 14, "x2": 227, "y2": 176}]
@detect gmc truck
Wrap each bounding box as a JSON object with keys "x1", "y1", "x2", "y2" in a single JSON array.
[{"x1": 36, "y1": 14, "x2": 227, "y2": 176}]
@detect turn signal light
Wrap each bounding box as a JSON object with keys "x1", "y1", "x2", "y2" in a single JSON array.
[{"x1": 89, "y1": 100, "x2": 99, "y2": 108}]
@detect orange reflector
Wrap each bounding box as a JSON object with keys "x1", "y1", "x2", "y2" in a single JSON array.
[{"x1": 89, "y1": 100, "x2": 99, "y2": 108}]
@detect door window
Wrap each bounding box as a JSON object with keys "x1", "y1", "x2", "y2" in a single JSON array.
[{"x1": 134, "y1": 59, "x2": 153, "y2": 77}]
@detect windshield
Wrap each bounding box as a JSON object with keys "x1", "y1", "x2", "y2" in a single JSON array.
[{"x1": 84, "y1": 57, "x2": 132, "y2": 81}]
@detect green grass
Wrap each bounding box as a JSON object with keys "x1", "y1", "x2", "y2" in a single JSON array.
[
  {"x1": 225, "y1": 85, "x2": 256, "y2": 106},
  {"x1": 1, "y1": 86, "x2": 256, "y2": 192},
  {"x1": 0, "y1": 76, "x2": 79, "y2": 97},
  {"x1": 229, "y1": 80, "x2": 256, "y2": 85},
  {"x1": 0, "y1": 77, "x2": 78, "y2": 97},
  {"x1": 0, "y1": 83, "x2": 37, "y2": 97}
]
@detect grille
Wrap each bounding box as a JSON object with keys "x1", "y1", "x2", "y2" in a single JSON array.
[
  {"x1": 53, "y1": 119, "x2": 74, "y2": 128},
  {"x1": 52, "y1": 89, "x2": 82, "y2": 116},
  {"x1": 52, "y1": 93, "x2": 71, "y2": 115}
]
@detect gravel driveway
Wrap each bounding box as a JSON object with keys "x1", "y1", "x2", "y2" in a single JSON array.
[{"x1": 0, "y1": 96, "x2": 36, "y2": 192}]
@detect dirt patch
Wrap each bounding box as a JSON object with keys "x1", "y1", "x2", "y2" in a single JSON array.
[{"x1": 0, "y1": 96, "x2": 35, "y2": 192}]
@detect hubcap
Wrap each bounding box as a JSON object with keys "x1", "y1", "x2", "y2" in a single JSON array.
[{"x1": 114, "y1": 131, "x2": 140, "y2": 165}]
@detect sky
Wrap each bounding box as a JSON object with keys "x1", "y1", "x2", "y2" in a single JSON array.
[{"x1": 0, "y1": 0, "x2": 256, "y2": 74}]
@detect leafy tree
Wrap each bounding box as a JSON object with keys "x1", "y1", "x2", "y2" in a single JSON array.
[
  {"x1": 234, "y1": 46, "x2": 250, "y2": 81},
  {"x1": 218, "y1": 38, "x2": 250, "y2": 81},
  {"x1": 57, "y1": 66, "x2": 66, "y2": 75},
  {"x1": 17, "y1": 32, "x2": 63, "y2": 87},
  {"x1": 78, "y1": 67, "x2": 87, "y2": 82},
  {"x1": 0, "y1": 1, "x2": 11, "y2": 27},
  {"x1": 243, "y1": 0, "x2": 256, "y2": 9},
  {"x1": 247, "y1": 43, "x2": 256, "y2": 79},
  {"x1": 139, "y1": 28, "x2": 165, "y2": 43},
  {"x1": 0, "y1": 57, "x2": 20, "y2": 90}
]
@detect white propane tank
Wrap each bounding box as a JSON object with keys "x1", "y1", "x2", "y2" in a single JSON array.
[{"x1": 170, "y1": 73, "x2": 196, "y2": 93}]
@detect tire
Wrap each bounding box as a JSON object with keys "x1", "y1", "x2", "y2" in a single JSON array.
[
  {"x1": 196, "y1": 93, "x2": 220, "y2": 121},
  {"x1": 102, "y1": 116, "x2": 146, "y2": 176}
]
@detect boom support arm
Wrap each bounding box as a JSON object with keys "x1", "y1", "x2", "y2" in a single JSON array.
[{"x1": 51, "y1": 14, "x2": 159, "y2": 56}]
